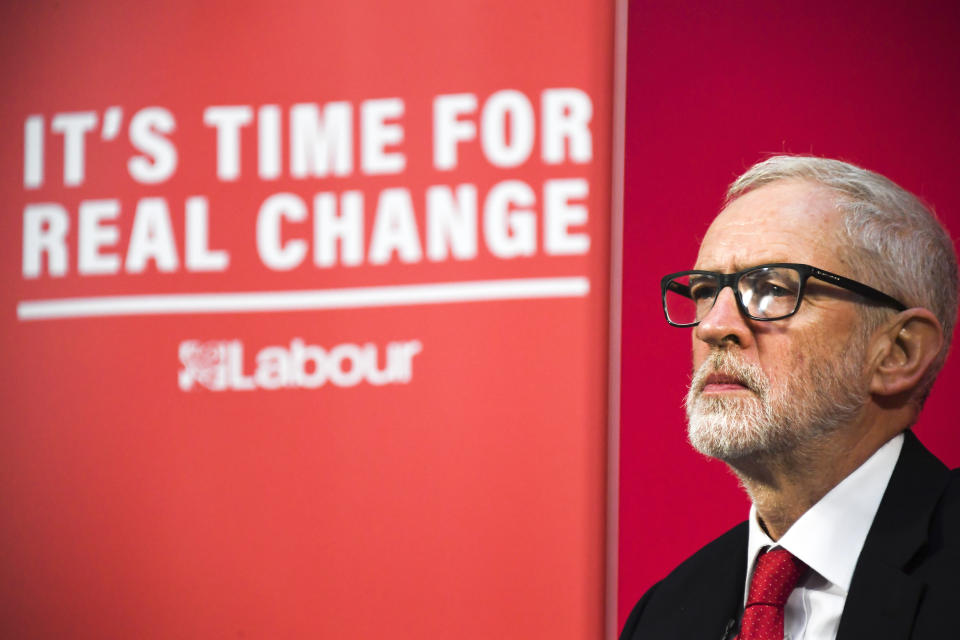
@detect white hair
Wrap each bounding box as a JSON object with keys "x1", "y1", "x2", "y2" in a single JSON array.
[{"x1": 726, "y1": 155, "x2": 959, "y2": 404}]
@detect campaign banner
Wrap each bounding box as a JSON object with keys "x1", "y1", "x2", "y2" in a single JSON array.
[{"x1": 1, "y1": 2, "x2": 620, "y2": 638}]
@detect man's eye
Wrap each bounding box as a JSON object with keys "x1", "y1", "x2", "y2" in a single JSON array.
[
  {"x1": 689, "y1": 283, "x2": 718, "y2": 301},
  {"x1": 755, "y1": 281, "x2": 794, "y2": 297}
]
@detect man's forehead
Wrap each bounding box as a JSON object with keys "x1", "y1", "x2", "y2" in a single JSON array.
[{"x1": 694, "y1": 180, "x2": 845, "y2": 271}]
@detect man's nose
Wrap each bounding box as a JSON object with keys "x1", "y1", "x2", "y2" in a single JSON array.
[{"x1": 694, "y1": 286, "x2": 753, "y2": 347}]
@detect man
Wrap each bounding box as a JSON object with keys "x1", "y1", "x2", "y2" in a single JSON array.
[{"x1": 620, "y1": 156, "x2": 960, "y2": 640}]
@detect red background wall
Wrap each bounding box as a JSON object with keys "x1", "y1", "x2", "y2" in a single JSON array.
[{"x1": 618, "y1": 0, "x2": 960, "y2": 628}]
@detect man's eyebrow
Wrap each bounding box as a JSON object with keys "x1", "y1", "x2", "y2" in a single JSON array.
[{"x1": 693, "y1": 260, "x2": 791, "y2": 273}]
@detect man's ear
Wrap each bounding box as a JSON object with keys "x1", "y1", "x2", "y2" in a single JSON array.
[{"x1": 869, "y1": 308, "x2": 944, "y2": 397}]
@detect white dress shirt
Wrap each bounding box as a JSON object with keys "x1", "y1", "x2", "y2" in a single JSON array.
[{"x1": 743, "y1": 433, "x2": 904, "y2": 640}]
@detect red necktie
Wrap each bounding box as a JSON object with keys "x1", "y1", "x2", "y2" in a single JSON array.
[{"x1": 736, "y1": 548, "x2": 808, "y2": 640}]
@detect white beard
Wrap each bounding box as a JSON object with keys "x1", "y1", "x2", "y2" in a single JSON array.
[{"x1": 684, "y1": 342, "x2": 867, "y2": 462}]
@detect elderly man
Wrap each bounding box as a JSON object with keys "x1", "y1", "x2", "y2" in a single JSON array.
[{"x1": 620, "y1": 156, "x2": 959, "y2": 640}]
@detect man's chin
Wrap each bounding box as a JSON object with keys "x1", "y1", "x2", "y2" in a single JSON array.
[
  {"x1": 685, "y1": 407, "x2": 783, "y2": 462},
  {"x1": 687, "y1": 423, "x2": 766, "y2": 461}
]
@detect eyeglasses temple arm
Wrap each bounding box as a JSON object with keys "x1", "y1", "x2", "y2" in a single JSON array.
[
  {"x1": 667, "y1": 280, "x2": 692, "y2": 299},
  {"x1": 810, "y1": 268, "x2": 907, "y2": 311}
]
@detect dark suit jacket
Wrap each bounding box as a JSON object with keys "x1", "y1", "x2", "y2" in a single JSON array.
[{"x1": 620, "y1": 430, "x2": 960, "y2": 639}]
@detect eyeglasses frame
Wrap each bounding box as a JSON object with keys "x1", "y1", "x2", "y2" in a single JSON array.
[{"x1": 660, "y1": 262, "x2": 908, "y2": 327}]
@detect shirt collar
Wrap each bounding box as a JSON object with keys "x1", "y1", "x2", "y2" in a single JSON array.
[{"x1": 745, "y1": 433, "x2": 903, "y2": 597}]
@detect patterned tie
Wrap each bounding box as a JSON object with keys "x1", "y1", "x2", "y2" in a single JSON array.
[{"x1": 736, "y1": 548, "x2": 808, "y2": 640}]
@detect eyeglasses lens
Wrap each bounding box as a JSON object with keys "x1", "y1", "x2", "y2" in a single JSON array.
[
  {"x1": 664, "y1": 266, "x2": 803, "y2": 325},
  {"x1": 664, "y1": 274, "x2": 717, "y2": 325},
  {"x1": 739, "y1": 266, "x2": 801, "y2": 319}
]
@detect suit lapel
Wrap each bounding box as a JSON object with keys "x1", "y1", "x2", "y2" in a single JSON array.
[
  {"x1": 837, "y1": 430, "x2": 951, "y2": 640},
  {"x1": 666, "y1": 524, "x2": 747, "y2": 639},
  {"x1": 625, "y1": 522, "x2": 748, "y2": 639},
  {"x1": 684, "y1": 554, "x2": 745, "y2": 640}
]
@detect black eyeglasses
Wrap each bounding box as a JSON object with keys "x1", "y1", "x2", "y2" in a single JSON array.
[{"x1": 660, "y1": 263, "x2": 907, "y2": 327}]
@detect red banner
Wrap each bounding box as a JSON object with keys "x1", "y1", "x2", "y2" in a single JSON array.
[{"x1": 1, "y1": 2, "x2": 619, "y2": 638}]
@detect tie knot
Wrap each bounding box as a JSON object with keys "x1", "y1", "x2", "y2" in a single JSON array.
[{"x1": 746, "y1": 548, "x2": 808, "y2": 607}]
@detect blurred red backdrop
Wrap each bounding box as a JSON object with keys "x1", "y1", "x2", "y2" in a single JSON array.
[
  {"x1": 1, "y1": 2, "x2": 616, "y2": 638},
  {"x1": 619, "y1": 0, "x2": 960, "y2": 629}
]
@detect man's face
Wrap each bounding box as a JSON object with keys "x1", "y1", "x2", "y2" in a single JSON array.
[{"x1": 684, "y1": 180, "x2": 872, "y2": 462}]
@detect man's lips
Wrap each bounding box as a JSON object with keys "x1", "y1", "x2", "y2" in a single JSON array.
[{"x1": 701, "y1": 373, "x2": 751, "y2": 393}]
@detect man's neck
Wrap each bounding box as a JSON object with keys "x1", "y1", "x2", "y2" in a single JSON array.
[{"x1": 728, "y1": 413, "x2": 904, "y2": 540}]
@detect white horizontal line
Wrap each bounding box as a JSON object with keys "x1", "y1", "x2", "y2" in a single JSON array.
[{"x1": 17, "y1": 276, "x2": 590, "y2": 321}]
